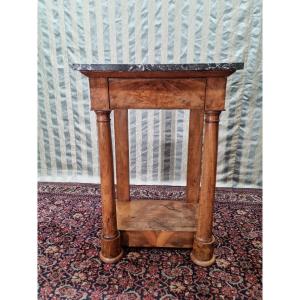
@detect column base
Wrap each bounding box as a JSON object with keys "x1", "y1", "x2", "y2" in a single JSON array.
[
  {"x1": 190, "y1": 236, "x2": 216, "y2": 267},
  {"x1": 100, "y1": 232, "x2": 123, "y2": 263},
  {"x1": 190, "y1": 252, "x2": 216, "y2": 267},
  {"x1": 100, "y1": 249, "x2": 123, "y2": 264}
]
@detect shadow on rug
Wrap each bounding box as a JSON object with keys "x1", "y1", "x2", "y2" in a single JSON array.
[{"x1": 38, "y1": 183, "x2": 262, "y2": 299}]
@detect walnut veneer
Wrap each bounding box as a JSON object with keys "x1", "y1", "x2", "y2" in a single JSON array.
[{"x1": 74, "y1": 63, "x2": 243, "y2": 266}]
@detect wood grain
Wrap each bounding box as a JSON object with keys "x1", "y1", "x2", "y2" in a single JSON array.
[
  {"x1": 117, "y1": 200, "x2": 197, "y2": 231},
  {"x1": 205, "y1": 77, "x2": 227, "y2": 111},
  {"x1": 81, "y1": 65, "x2": 237, "y2": 266},
  {"x1": 109, "y1": 79, "x2": 206, "y2": 109},
  {"x1": 116, "y1": 200, "x2": 197, "y2": 248},
  {"x1": 191, "y1": 111, "x2": 221, "y2": 264},
  {"x1": 190, "y1": 236, "x2": 216, "y2": 266},
  {"x1": 120, "y1": 230, "x2": 195, "y2": 248},
  {"x1": 114, "y1": 109, "x2": 130, "y2": 201},
  {"x1": 186, "y1": 110, "x2": 204, "y2": 203},
  {"x1": 89, "y1": 78, "x2": 110, "y2": 110},
  {"x1": 96, "y1": 111, "x2": 123, "y2": 262}
]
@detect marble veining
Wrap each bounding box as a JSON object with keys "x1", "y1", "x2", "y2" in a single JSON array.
[{"x1": 71, "y1": 63, "x2": 244, "y2": 72}]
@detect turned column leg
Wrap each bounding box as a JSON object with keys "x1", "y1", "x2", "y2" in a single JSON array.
[
  {"x1": 114, "y1": 109, "x2": 130, "y2": 201},
  {"x1": 186, "y1": 109, "x2": 204, "y2": 202},
  {"x1": 191, "y1": 111, "x2": 220, "y2": 267},
  {"x1": 96, "y1": 111, "x2": 123, "y2": 263}
]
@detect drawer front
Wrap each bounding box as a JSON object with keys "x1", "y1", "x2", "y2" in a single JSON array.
[{"x1": 109, "y1": 78, "x2": 206, "y2": 109}]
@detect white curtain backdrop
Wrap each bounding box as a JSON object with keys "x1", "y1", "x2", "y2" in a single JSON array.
[{"x1": 38, "y1": 0, "x2": 262, "y2": 188}]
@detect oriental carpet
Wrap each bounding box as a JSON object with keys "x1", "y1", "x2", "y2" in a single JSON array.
[{"x1": 38, "y1": 183, "x2": 262, "y2": 299}]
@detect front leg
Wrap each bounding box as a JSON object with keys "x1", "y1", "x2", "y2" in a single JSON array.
[{"x1": 96, "y1": 110, "x2": 123, "y2": 263}]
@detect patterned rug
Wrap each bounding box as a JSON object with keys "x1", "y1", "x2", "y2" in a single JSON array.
[{"x1": 38, "y1": 183, "x2": 262, "y2": 299}]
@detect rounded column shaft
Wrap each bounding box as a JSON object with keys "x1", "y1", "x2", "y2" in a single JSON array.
[
  {"x1": 191, "y1": 111, "x2": 221, "y2": 266},
  {"x1": 96, "y1": 111, "x2": 123, "y2": 263}
]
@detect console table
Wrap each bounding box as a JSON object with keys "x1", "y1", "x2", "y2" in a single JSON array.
[{"x1": 72, "y1": 63, "x2": 243, "y2": 266}]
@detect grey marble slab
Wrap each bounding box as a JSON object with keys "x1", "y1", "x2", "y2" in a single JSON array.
[{"x1": 71, "y1": 63, "x2": 244, "y2": 72}]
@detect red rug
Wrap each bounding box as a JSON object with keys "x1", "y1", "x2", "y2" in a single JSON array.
[{"x1": 38, "y1": 183, "x2": 262, "y2": 299}]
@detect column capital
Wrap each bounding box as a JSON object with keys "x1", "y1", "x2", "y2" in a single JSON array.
[
  {"x1": 204, "y1": 110, "x2": 221, "y2": 123},
  {"x1": 95, "y1": 110, "x2": 111, "y2": 123}
]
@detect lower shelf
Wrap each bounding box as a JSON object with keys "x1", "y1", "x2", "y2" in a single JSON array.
[{"x1": 116, "y1": 199, "x2": 198, "y2": 248}]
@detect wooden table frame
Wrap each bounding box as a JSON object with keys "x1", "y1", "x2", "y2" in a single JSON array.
[{"x1": 75, "y1": 64, "x2": 242, "y2": 266}]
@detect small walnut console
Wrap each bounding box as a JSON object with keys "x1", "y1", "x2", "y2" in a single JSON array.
[{"x1": 73, "y1": 63, "x2": 243, "y2": 266}]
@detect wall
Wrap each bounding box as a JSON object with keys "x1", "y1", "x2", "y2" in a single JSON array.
[{"x1": 38, "y1": 0, "x2": 262, "y2": 188}]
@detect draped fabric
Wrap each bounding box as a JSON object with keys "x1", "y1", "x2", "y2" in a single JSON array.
[{"x1": 38, "y1": 0, "x2": 262, "y2": 188}]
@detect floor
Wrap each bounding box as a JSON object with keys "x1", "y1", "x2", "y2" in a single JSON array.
[{"x1": 38, "y1": 183, "x2": 262, "y2": 299}]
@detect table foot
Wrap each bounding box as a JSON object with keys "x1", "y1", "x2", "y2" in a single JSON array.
[
  {"x1": 190, "y1": 252, "x2": 216, "y2": 267},
  {"x1": 100, "y1": 232, "x2": 123, "y2": 263},
  {"x1": 190, "y1": 236, "x2": 216, "y2": 267}
]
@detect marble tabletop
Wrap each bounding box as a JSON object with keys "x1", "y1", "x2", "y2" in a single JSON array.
[{"x1": 71, "y1": 63, "x2": 244, "y2": 72}]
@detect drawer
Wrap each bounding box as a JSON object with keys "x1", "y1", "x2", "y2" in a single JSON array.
[{"x1": 109, "y1": 78, "x2": 206, "y2": 109}]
